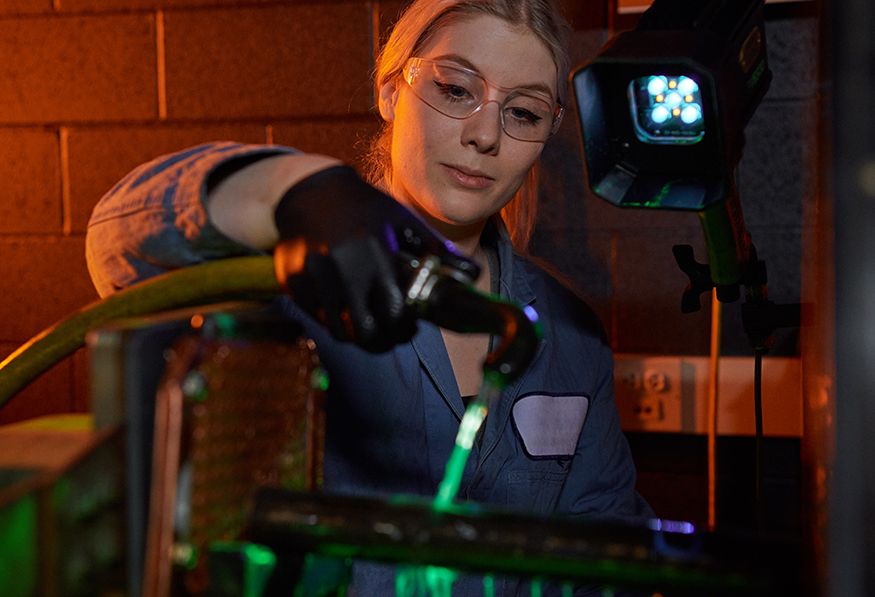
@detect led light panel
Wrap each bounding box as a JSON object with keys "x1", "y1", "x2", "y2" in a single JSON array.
[{"x1": 629, "y1": 75, "x2": 705, "y2": 144}]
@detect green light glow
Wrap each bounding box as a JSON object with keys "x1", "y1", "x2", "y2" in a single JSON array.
[
  {"x1": 483, "y1": 574, "x2": 495, "y2": 597},
  {"x1": 171, "y1": 543, "x2": 199, "y2": 569},
  {"x1": 242, "y1": 543, "x2": 276, "y2": 567},
  {"x1": 432, "y1": 435, "x2": 476, "y2": 512},
  {"x1": 395, "y1": 379, "x2": 505, "y2": 593},
  {"x1": 213, "y1": 312, "x2": 238, "y2": 338},
  {"x1": 426, "y1": 566, "x2": 456, "y2": 597},
  {"x1": 435, "y1": 401, "x2": 487, "y2": 508},
  {"x1": 390, "y1": 373, "x2": 524, "y2": 593},
  {"x1": 432, "y1": 376, "x2": 502, "y2": 512},
  {"x1": 312, "y1": 368, "x2": 330, "y2": 391},
  {"x1": 396, "y1": 565, "x2": 457, "y2": 597},
  {"x1": 209, "y1": 541, "x2": 276, "y2": 597},
  {"x1": 0, "y1": 494, "x2": 38, "y2": 597}
]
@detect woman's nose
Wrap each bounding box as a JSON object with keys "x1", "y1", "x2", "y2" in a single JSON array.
[{"x1": 461, "y1": 99, "x2": 503, "y2": 154}]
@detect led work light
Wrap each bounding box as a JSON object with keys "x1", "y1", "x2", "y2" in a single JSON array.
[
  {"x1": 572, "y1": 0, "x2": 775, "y2": 308},
  {"x1": 572, "y1": 0, "x2": 772, "y2": 212}
]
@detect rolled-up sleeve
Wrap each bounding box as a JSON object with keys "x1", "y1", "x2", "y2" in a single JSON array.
[{"x1": 85, "y1": 141, "x2": 298, "y2": 297}]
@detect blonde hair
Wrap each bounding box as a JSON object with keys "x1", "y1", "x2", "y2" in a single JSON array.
[{"x1": 364, "y1": 0, "x2": 572, "y2": 251}]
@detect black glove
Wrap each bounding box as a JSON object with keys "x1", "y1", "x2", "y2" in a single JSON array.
[{"x1": 272, "y1": 165, "x2": 480, "y2": 353}]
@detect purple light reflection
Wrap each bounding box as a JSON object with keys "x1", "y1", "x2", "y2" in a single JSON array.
[
  {"x1": 384, "y1": 223, "x2": 400, "y2": 254},
  {"x1": 648, "y1": 518, "x2": 696, "y2": 534}
]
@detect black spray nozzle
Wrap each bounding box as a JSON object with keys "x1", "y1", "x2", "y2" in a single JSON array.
[{"x1": 406, "y1": 256, "x2": 542, "y2": 388}]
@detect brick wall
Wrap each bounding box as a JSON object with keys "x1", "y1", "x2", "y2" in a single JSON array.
[
  {"x1": 0, "y1": 0, "x2": 405, "y2": 424},
  {"x1": 0, "y1": 0, "x2": 817, "y2": 424}
]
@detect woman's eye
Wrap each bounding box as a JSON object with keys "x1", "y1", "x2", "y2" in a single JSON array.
[
  {"x1": 508, "y1": 106, "x2": 542, "y2": 125},
  {"x1": 435, "y1": 81, "x2": 471, "y2": 100}
]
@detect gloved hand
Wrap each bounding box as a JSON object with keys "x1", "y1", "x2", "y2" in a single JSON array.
[{"x1": 272, "y1": 165, "x2": 480, "y2": 353}]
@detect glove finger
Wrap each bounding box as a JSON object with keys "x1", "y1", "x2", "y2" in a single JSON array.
[
  {"x1": 332, "y1": 238, "x2": 414, "y2": 352},
  {"x1": 294, "y1": 252, "x2": 354, "y2": 343},
  {"x1": 368, "y1": 255, "x2": 417, "y2": 348}
]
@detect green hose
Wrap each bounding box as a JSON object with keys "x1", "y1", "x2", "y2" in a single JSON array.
[{"x1": 0, "y1": 256, "x2": 280, "y2": 408}]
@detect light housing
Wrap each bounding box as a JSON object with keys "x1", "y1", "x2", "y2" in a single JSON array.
[{"x1": 572, "y1": 0, "x2": 772, "y2": 211}]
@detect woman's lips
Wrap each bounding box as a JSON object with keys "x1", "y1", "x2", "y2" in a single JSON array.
[{"x1": 442, "y1": 164, "x2": 494, "y2": 189}]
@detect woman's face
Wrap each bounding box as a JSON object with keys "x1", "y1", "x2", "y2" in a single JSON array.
[{"x1": 379, "y1": 14, "x2": 559, "y2": 239}]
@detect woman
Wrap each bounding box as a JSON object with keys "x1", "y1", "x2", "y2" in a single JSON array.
[{"x1": 86, "y1": 0, "x2": 653, "y2": 594}]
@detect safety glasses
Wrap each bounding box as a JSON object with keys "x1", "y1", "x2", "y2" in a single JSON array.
[{"x1": 402, "y1": 57, "x2": 564, "y2": 142}]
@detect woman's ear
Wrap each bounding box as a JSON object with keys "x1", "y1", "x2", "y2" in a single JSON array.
[{"x1": 378, "y1": 78, "x2": 400, "y2": 122}]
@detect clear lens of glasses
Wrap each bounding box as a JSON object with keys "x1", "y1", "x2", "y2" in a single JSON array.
[{"x1": 404, "y1": 58, "x2": 562, "y2": 142}]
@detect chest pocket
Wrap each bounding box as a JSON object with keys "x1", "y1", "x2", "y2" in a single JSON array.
[{"x1": 511, "y1": 393, "x2": 590, "y2": 459}]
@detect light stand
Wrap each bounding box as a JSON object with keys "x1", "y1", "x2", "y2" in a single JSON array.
[{"x1": 571, "y1": 0, "x2": 806, "y2": 532}]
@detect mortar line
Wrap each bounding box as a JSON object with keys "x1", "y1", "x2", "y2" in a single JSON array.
[
  {"x1": 156, "y1": 10, "x2": 167, "y2": 120},
  {"x1": 59, "y1": 127, "x2": 72, "y2": 236},
  {"x1": 369, "y1": 1, "x2": 378, "y2": 107}
]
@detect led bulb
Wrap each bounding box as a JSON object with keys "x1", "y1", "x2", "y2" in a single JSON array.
[
  {"x1": 681, "y1": 104, "x2": 702, "y2": 124},
  {"x1": 651, "y1": 105, "x2": 671, "y2": 123},
  {"x1": 676, "y1": 76, "x2": 698, "y2": 95},
  {"x1": 647, "y1": 76, "x2": 667, "y2": 96},
  {"x1": 664, "y1": 92, "x2": 683, "y2": 108}
]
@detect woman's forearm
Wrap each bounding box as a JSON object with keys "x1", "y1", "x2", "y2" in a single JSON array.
[{"x1": 206, "y1": 152, "x2": 343, "y2": 250}]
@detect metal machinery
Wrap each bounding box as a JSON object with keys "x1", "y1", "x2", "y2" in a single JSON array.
[{"x1": 0, "y1": 256, "x2": 802, "y2": 597}]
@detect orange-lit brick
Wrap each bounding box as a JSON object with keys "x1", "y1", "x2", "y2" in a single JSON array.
[
  {"x1": 377, "y1": 1, "x2": 409, "y2": 47},
  {"x1": 0, "y1": 128, "x2": 62, "y2": 234},
  {"x1": 0, "y1": 237, "x2": 99, "y2": 343},
  {"x1": 59, "y1": 0, "x2": 356, "y2": 12},
  {"x1": 0, "y1": 0, "x2": 53, "y2": 16},
  {"x1": 67, "y1": 123, "x2": 268, "y2": 233},
  {"x1": 164, "y1": 4, "x2": 372, "y2": 120},
  {"x1": 0, "y1": 14, "x2": 157, "y2": 124},
  {"x1": 270, "y1": 116, "x2": 383, "y2": 171},
  {"x1": 0, "y1": 348, "x2": 77, "y2": 426}
]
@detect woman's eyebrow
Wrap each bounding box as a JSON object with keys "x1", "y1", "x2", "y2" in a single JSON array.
[{"x1": 429, "y1": 52, "x2": 555, "y2": 98}]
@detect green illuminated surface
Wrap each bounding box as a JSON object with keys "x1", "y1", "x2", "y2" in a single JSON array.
[
  {"x1": 210, "y1": 541, "x2": 276, "y2": 597},
  {"x1": 483, "y1": 574, "x2": 495, "y2": 597},
  {"x1": 645, "y1": 183, "x2": 674, "y2": 208},
  {"x1": 212, "y1": 312, "x2": 239, "y2": 338},
  {"x1": 312, "y1": 368, "x2": 330, "y2": 391},
  {"x1": 395, "y1": 377, "x2": 503, "y2": 594},
  {"x1": 319, "y1": 538, "x2": 758, "y2": 594},
  {"x1": 0, "y1": 493, "x2": 38, "y2": 597},
  {"x1": 295, "y1": 554, "x2": 351, "y2": 597},
  {"x1": 396, "y1": 565, "x2": 458, "y2": 597}
]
